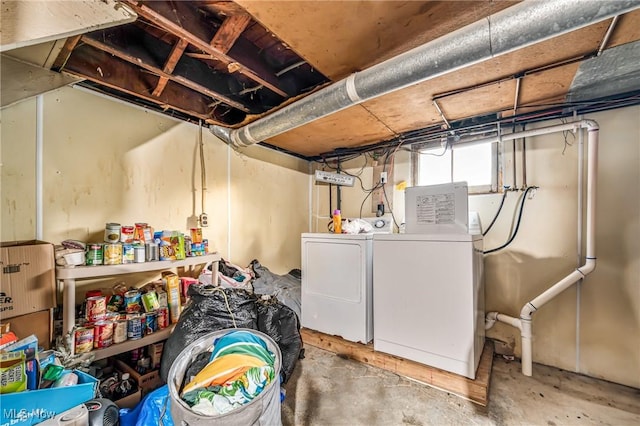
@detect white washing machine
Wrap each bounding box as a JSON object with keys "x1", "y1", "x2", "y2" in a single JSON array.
[
  {"x1": 373, "y1": 232, "x2": 484, "y2": 379},
  {"x1": 301, "y1": 232, "x2": 373, "y2": 343}
]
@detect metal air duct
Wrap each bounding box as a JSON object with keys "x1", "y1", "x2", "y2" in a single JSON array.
[{"x1": 210, "y1": 0, "x2": 640, "y2": 148}]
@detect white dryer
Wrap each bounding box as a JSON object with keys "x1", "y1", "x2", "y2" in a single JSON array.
[
  {"x1": 301, "y1": 233, "x2": 373, "y2": 343},
  {"x1": 373, "y1": 232, "x2": 484, "y2": 379}
]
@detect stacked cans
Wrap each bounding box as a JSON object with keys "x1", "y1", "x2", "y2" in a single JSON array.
[
  {"x1": 74, "y1": 280, "x2": 174, "y2": 354},
  {"x1": 81, "y1": 224, "x2": 207, "y2": 266}
]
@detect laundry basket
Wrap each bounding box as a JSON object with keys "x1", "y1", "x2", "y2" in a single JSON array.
[{"x1": 167, "y1": 328, "x2": 282, "y2": 426}]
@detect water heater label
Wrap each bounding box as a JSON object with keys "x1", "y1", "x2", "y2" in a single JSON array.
[{"x1": 415, "y1": 193, "x2": 455, "y2": 224}]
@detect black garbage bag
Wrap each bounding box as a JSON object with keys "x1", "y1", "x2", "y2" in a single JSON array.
[
  {"x1": 256, "y1": 297, "x2": 304, "y2": 384},
  {"x1": 160, "y1": 285, "x2": 258, "y2": 382}
]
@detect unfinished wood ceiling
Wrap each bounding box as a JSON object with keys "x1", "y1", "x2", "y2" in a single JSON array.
[{"x1": 52, "y1": 1, "x2": 640, "y2": 159}]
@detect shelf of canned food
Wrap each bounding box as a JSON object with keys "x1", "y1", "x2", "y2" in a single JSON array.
[
  {"x1": 86, "y1": 324, "x2": 176, "y2": 361},
  {"x1": 57, "y1": 253, "x2": 221, "y2": 355},
  {"x1": 56, "y1": 253, "x2": 221, "y2": 279}
]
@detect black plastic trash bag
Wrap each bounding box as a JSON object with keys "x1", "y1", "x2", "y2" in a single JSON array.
[
  {"x1": 160, "y1": 286, "x2": 258, "y2": 382},
  {"x1": 256, "y1": 297, "x2": 303, "y2": 384}
]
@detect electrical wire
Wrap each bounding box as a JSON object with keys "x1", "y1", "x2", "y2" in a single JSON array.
[
  {"x1": 560, "y1": 117, "x2": 576, "y2": 155},
  {"x1": 483, "y1": 187, "x2": 510, "y2": 236},
  {"x1": 415, "y1": 141, "x2": 450, "y2": 157},
  {"x1": 309, "y1": 92, "x2": 640, "y2": 162},
  {"x1": 199, "y1": 120, "x2": 207, "y2": 216},
  {"x1": 381, "y1": 183, "x2": 400, "y2": 230},
  {"x1": 484, "y1": 186, "x2": 538, "y2": 254}
]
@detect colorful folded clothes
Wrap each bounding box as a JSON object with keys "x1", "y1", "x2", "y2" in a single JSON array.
[{"x1": 181, "y1": 330, "x2": 276, "y2": 415}]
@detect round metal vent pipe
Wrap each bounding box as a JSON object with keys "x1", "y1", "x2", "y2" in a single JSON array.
[{"x1": 210, "y1": 0, "x2": 640, "y2": 148}]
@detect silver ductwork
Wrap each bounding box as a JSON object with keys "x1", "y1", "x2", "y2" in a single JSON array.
[{"x1": 210, "y1": 0, "x2": 640, "y2": 148}]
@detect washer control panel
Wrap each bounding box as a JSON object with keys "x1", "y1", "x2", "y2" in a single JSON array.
[{"x1": 361, "y1": 215, "x2": 393, "y2": 233}]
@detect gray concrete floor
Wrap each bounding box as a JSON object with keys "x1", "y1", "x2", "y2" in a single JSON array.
[{"x1": 282, "y1": 346, "x2": 640, "y2": 425}]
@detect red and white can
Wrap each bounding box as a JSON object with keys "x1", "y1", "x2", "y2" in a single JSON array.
[
  {"x1": 157, "y1": 307, "x2": 169, "y2": 330},
  {"x1": 93, "y1": 320, "x2": 114, "y2": 349},
  {"x1": 85, "y1": 296, "x2": 106, "y2": 322}
]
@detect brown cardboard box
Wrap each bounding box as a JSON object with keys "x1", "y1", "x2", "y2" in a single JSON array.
[
  {"x1": 114, "y1": 388, "x2": 142, "y2": 409},
  {"x1": 113, "y1": 359, "x2": 162, "y2": 396},
  {"x1": 0, "y1": 240, "x2": 56, "y2": 319},
  {"x1": 147, "y1": 342, "x2": 164, "y2": 370},
  {"x1": 2, "y1": 309, "x2": 52, "y2": 349}
]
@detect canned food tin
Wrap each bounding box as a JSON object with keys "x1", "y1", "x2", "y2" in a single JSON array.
[
  {"x1": 124, "y1": 290, "x2": 142, "y2": 313},
  {"x1": 104, "y1": 311, "x2": 120, "y2": 322},
  {"x1": 74, "y1": 327, "x2": 94, "y2": 354},
  {"x1": 86, "y1": 243, "x2": 103, "y2": 266},
  {"x1": 85, "y1": 296, "x2": 106, "y2": 322},
  {"x1": 104, "y1": 223, "x2": 121, "y2": 244},
  {"x1": 144, "y1": 312, "x2": 157, "y2": 335},
  {"x1": 113, "y1": 319, "x2": 128, "y2": 344},
  {"x1": 145, "y1": 242, "x2": 158, "y2": 261},
  {"x1": 103, "y1": 243, "x2": 123, "y2": 265},
  {"x1": 191, "y1": 243, "x2": 205, "y2": 256},
  {"x1": 141, "y1": 291, "x2": 159, "y2": 313},
  {"x1": 127, "y1": 314, "x2": 144, "y2": 340},
  {"x1": 120, "y1": 225, "x2": 135, "y2": 243},
  {"x1": 93, "y1": 320, "x2": 113, "y2": 349},
  {"x1": 134, "y1": 223, "x2": 148, "y2": 241},
  {"x1": 157, "y1": 307, "x2": 169, "y2": 330},
  {"x1": 184, "y1": 236, "x2": 192, "y2": 257},
  {"x1": 122, "y1": 243, "x2": 135, "y2": 264},
  {"x1": 134, "y1": 245, "x2": 145, "y2": 263}
]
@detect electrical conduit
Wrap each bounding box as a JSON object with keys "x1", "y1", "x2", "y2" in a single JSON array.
[{"x1": 485, "y1": 119, "x2": 599, "y2": 376}]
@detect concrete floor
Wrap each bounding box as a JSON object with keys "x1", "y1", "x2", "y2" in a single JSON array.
[{"x1": 282, "y1": 346, "x2": 640, "y2": 425}]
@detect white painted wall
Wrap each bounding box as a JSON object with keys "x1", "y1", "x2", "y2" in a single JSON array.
[
  {"x1": 2, "y1": 85, "x2": 638, "y2": 388},
  {"x1": 312, "y1": 107, "x2": 640, "y2": 388},
  {"x1": 1, "y1": 86, "x2": 308, "y2": 278}
]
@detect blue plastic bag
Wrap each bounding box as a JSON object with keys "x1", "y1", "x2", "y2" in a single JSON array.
[{"x1": 119, "y1": 385, "x2": 174, "y2": 426}]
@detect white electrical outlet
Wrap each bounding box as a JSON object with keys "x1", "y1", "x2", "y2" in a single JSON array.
[
  {"x1": 380, "y1": 172, "x2": 388, "y2": 184},
  {"x1": 199, "y1": 213, "x2": 209, "y2": 227}
]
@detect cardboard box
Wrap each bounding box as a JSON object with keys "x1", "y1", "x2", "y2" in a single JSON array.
[
  {"x1": 0, "y1": 369, "x2": 98, "y2": 426},
  {"x1": 0, "y1": 241, "x2": 56, "y2": 319},
  {"x1": 147, "y1": 342, "x2": 164, "y2": 370},
  {"x1": 113, "y1": 359, "x2": 162, "y2": 396},
  {"x1": 114, "y1": 388, "x2": 142, "y2": 409},
  {"x1": 1, "y1": 309, "x2": 52, "y2": 350}
]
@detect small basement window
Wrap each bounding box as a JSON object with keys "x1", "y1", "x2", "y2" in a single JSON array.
[{"x1": 413, "y1": 141, "x2": 500, "y2": 193}]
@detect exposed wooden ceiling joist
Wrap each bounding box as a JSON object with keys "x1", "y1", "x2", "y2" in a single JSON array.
[
  {"x1": 37, "y1": 1, "x2": 640, "y2": 159},
  {"x1": 122, "y1": 0, "x2": 288, "y2": 97}
]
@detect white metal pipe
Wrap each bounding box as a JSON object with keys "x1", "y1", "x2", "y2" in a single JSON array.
[
  {"x1": 455, "y1": 120, "x2": 587, "y2": 149},
  {"x1": 576, "y1": 118, "x2": 584, "y2": 371},
  {"x1": 36, "y1": 95, "x2": 44, "y2": 240},
  {"x1": 597, "y1": 15, "x2": 620, "y2": 56}
]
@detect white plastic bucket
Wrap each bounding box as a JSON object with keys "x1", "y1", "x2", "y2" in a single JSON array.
[{"x1": 168, "y1": 328, "x2": 282, "y2": 426}]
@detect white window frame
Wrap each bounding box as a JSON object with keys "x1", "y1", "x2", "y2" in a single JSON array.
[{"x1": 411, "y1": 140, "x2": 501, "y2": 194}]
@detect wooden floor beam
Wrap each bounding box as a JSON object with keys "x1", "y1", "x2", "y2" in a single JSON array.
[{"x1": 300, "y1": 328, "x2": 494, "y2": 406}]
